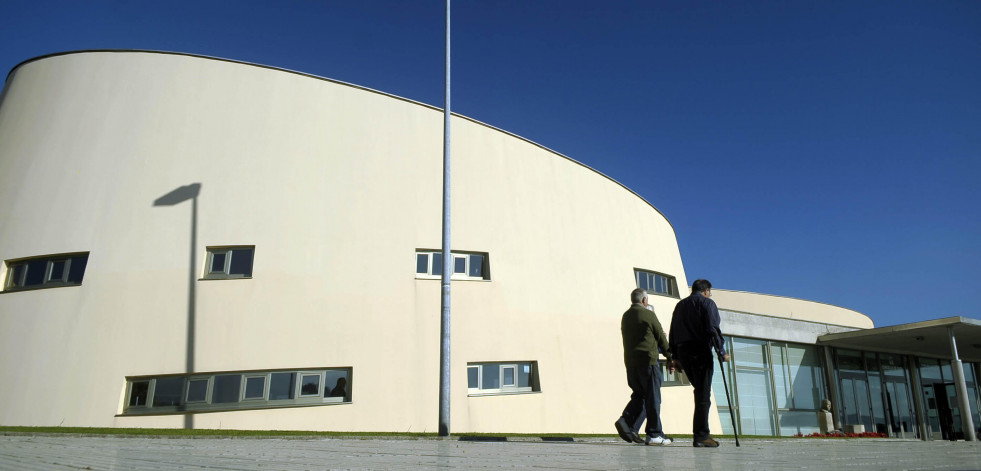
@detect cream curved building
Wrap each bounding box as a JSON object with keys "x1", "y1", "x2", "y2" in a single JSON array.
[{"x1": 1, "y1": 51, "x2": 977, "y2": 440}]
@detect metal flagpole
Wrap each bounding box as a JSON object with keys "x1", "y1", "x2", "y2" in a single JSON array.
[
  {"x1": 437, "y1": 0, "x2": 452, "y2": 438},
  {"x1": 717, "y1": 354, "x2": 740, "y2": 446}
]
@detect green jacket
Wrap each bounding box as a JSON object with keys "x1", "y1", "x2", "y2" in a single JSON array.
[{"x1": 621, "y1": 303, "x2": 672, "y2": 367}]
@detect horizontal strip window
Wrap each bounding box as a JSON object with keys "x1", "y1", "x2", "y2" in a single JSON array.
[
  {"x1": 416, "y1": 250, "x2": 490, "y2": 281},
  {"x1": 661, "y1": 360, "x2": 689, "y2": 386},
  {"x1": 634, "y1": 268, "x2": 678, "y2": 298},
  {"x1": 122, "y1": 367, "x2": 351, "y2": 415},
  {"x1": 467, "y1": 361, "x2": 539, "y2": 396},
  {"x1": 3, "y1": 252, "x2": 89, "y2": 292},
  {"x1": 203, "y1": 246, "x2": 254, "y2": 279}
]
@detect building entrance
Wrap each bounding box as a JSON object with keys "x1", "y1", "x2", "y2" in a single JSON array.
[
  {"x1": 834, "y1": 350, "x2": 919, "y2": 438},
  {"x1": 929, "y1": 382, "x2": 958, "y2": 440}
]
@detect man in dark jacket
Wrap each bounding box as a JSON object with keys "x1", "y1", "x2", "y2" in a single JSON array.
[
  {"x1": 669, "y1": 279, "x2": 730, "y2": 447},
  {"x1": 615, "y1": 288, "x2": 674, "y2": 445}
]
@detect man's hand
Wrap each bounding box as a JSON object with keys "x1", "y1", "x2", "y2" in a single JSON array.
[{"x1": 722, "y1": 353, "x2": 731, "y2": 362}]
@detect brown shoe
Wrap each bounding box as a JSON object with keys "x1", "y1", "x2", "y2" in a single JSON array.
[{"x1": 693, "y1": 437, "x2": 720, "y2": 447}]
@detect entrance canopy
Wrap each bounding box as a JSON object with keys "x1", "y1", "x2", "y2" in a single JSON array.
[{"x1": 818, "y1": 317, "x2": 981, "y2": 362}]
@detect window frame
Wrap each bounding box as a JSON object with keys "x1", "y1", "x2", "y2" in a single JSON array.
[
  {"x1": 634, "y1": 268, "x2": 679, "y2": 298},
  {"x1": 467, "y1": 361, "x2": 539, "y2": 396},
  {"x1": 298, "y1": 371, "x2": 323, "y2": 398},
  {"x1": 202, "y1": 246, "x2": 255, "y2": 280},
  {"x1": 415, "y1": 250, "x2": 490, "y2": 281},
  {"x1": 3, "y1": 252, "x2": 89, "y2": 292},
  {"x1": 184, "y1": 376, "x2": 212, "y2": 404},
  {"x1": 242, "y1": 374, "x2": 267, "y2": 401},
  {"x1": 661, "y1": 359, "x2": 690, "y2": 386},
  {"x1": 121, "y1": 367, "x2": 352, "y2": 416}
]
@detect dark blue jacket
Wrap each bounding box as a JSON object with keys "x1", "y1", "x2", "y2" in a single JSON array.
[{"x1": 669, "y1": 292, "x2": 727, "y2": 358}]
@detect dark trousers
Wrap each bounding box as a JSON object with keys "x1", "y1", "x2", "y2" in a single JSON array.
[
  {"x1": 620, "y1": 364, "x2": 664, "y2": 437},
  {"x1": 679, "y1": 351, "x2": 714, "y2": 441}
]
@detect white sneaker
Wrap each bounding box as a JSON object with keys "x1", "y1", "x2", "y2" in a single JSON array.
[{"x1": 645, "y1": 436, "x2": 672, "y2": 446}]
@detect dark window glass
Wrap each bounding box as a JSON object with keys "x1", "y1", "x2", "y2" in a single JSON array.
[
  {"x1": 8, "y1": 264, "x2": 26, "y2": 287},
  {"x1": 129, "y1": 381, "x2": 150, "y2": 406},
  {"x1": 416, "y1": 253, "x2": 428, "y2": 274},
  {"x1": 48, "y1": 260, "x2": 66, "y2": 281},
  {"x1": 229, "y1": 249, "x2": 254, "y2": 276},
  {"x1": 454, "y1": 257, "x2": 466, "y2": 274},
  {"x1": 187, "y1": 379, "x2": 208, "y2": 402},
  {"x1": 210, "y1": 253, "x2": 226, "y2": 273},
  {"x1": 6, "y1": 254, "x2": 88, "y2": 290},
  {"x1": 325, "y1": 371, "x2": 349, "y2": 399},
  {"x1": 637, "y1": 272, "x2": 649, "y2": 291},
  {"x1": 24, "y1": 260, "x2": 46, "y2": 286},
  {"x1": 432, "y1": 253, "x2": 443, "y2": 276},
  {"x1": 518, "y1": 364, "x2": 532, "y2": 388},
  {"x1": 300, "y1": 374, "x2": 320, "y2": 396},
  {"x1": 269, "y1": 372, "x2": 295, "y2": 400},
  {"x1": 482, "y1": 366, "x2": 500, "y2": 390},
  {"x1": 468, "y1": 367, "x2": 479, "y2": 388},
  {"x1": 244, "y1": 377, "x2": 265, "y2": 399},
  {"x1": 212, "y1": 374, "x2": 241, "y2": 403},
  {"x1": 468, "y1": 255, "x2": 483, "y2": 278},
  {"x1": 67, "y1": 255, "x2": 87, "y2": 283},
  {"x1": 152, "y1": 377, "x2": 184, "y2": 407}
]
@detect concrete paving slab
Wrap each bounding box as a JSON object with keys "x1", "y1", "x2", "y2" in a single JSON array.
[{"x1": 1, "y1": 435, "x2": 980, "y2": 470}]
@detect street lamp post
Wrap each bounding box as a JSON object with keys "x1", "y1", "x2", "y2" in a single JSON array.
[{"x1": 438, "y1": 0, "x2": 452, "y2": 437}]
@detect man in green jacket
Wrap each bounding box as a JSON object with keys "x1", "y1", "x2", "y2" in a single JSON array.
[{"x1": 615, "y1": 288, "x2": 675, "y2": 445}]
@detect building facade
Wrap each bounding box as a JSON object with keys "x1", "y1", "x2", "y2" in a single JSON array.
[{"x1": 1, "y1": 51, "x2": 977, "y2": 439}]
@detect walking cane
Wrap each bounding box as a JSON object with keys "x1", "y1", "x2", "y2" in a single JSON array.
[{"x1": 717, "y1": 354, "x2": 740, "y2": 447}]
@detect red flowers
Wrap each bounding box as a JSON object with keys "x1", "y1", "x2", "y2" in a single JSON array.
[{"x1": 794, "y1": 431, "x2": 888, "y2": 438}]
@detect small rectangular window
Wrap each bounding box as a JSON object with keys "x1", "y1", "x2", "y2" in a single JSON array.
[
  {"x1": 502, "y1": 366, "x2": 516, "y2": 387},
  {"x1": 244, "y1": 376, "x2": 266, "y2": 400},
  {"x1": 186, "y1": 378, "x2": 209, "y2": 403},
  {"x1": 518, "y1": 364, "x2": 532, "y2": 388},
  {"x1": 204, "y1": 246, "x2": 254, "y2": 279},
  {"x1": 210, "y1": 253, "x2": 227, "y2": 273},
  {"x1": 467, "y1": 361, "x2": 538, "y2": 395},
  {"x1": 4, "y1": 253, "x2": 89, "y2": 291},
  {"x1": 482, "y1": 365, "x2": 500, "y2": 389},
  {"x1": 212, "y1": 374, "x2": 242, "y2": 403},
  {"x1": 48, "y1": 260, "x2": 67, "y2": 282},
  {"x1": 299, "y1": 373, "x2": 321, "y2": 397},
  {"x1": 467, "y1": 366, "x2": 479, "y2": 389},
  {"x1": 661, "y1": 362, "x2": 689, "y2": 386},
  {"x1": 468, "y1": 255, "x2": 484, "y2": 278},
  {"x1": 229, "y1": 248, "x2": 254, "y2": 277},
  {"x1": 129, "y1": 381, "x2": 150, "y2": 407},
  {"x1": 634, "y1": 269, "x2": 678, "y2": 298},
  {"x1": 324, "y1": 370, "x2": 350, "y2": 402},
  {"x1": 153, "y1": 377, "x2": 184, "y2": 407},
  {"x1": 416, "y1": 250, "x2": 490, "y2": 280},
  {"x1": 432, "y1": 253, "x2": 443, "y2": 276},
  {"x1": 122, "y1": 367, "x2": 352, "y2": 415},
  {"x1": 23, "y1": 260, "x2": 46, "y2": 286},
  {"x1": 269, "y1": 372, "x2": 296, "y2": 400}
]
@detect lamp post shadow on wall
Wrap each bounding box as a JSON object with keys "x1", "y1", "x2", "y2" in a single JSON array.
[{"x1": 153, "y1": 183, "x2": 201, "y2": 430}]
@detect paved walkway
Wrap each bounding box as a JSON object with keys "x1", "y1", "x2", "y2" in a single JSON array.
[{"x1": 2, "y1": 435, "x2": 980, "y2": 470}]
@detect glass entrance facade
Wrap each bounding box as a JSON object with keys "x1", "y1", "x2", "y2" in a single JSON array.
[
  {"x1": 832, "y1": 349, "x2": 917, "y2": 437},
  {"x1": 712, "y1": 336, "x2": 826, "y2": 436},
  {"x1": 708, "y1": 336, "x2": 981, "y2": 439},
  {"x1": 917, "y1": 358, "x2": 981, "y2": 440}
]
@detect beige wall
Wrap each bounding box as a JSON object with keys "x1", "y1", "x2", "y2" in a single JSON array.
[
  {"x1": 0, "y1": 51, "x2": 705, "y2": 433},
  {"x1": 711, "y1": 289, "x2": 874, "y2": 329}
]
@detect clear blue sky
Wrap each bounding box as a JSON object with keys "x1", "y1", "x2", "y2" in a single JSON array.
[{"x1": 2, "y1": 1, "x2": 978, "y2": 327}]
